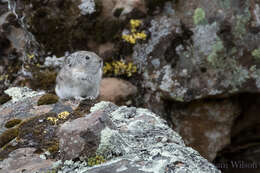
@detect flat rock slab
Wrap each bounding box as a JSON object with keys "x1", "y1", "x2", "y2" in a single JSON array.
[{"x1": 0, "y1": 148, "x2": 54, "y2": 173}]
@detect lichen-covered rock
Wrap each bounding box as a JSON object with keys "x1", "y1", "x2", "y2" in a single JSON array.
[
  {"x1": 0, "y1": 87, "x2": 220, "y2": 172},
  {"x1": 133, "y1": 1, "x2": 260, "y2": 102},
  {"x1": 0, "y1": 87, "x2": 47, "y2": 137},
  {"x1": 57, "y1": 110, "x2": 116, "y2": 160},
  {"x1": 57, "y1": 101, "x2": 220, "y2": 173},
  {"x1": 0, "y1": 10, "x2": 25, "y2": 94}
]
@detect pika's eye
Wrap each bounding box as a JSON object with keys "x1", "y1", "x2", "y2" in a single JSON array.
[{"x1": 85, "y1": 56, "x2": 90, "y2": 60}]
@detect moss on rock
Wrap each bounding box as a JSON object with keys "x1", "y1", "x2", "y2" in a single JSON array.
[
  {"x1": 37, "y1": 93, "x2": 59, "y2": 106},
  {"x1": 29, "y1": 69, "x2": 57, "y2": 91},
  {"x1": 0, "y1": 93, "x2": 11, "y2": 105},
  {"x1": 4, "y1": 119, "x2": 22, "y2": 128},
  {"x1": 0, "y1": 128, "x2": 19, "y2": 148},
  {"x1": 47, "y1": 142, "x2": 59, "y2": 154}
]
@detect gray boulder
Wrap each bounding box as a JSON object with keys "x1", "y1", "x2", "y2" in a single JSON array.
[{"x1": 57, "y1": 101, "x2": 220, "y2": 173}]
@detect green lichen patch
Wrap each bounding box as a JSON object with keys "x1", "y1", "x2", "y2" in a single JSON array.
[
  {"x1": 0, "y1": 93, "x2": 11, "y2": 105},
  {"x1": 87, "y1": 155, "x2": 106, "y2": 166},
  {"x1": 207, "y1": 39, "x2": 224, "y2": 66},
  {"x1": 0, "y1": 128, "x2": 19, "y2": 148},
  {"x1": 37, "y1": 93, "x2": 59, "y2": 106},
  {"x1": 4, "y1": 119, "x2": 22, "y2": 128},
  {"x1": 252, "y1": 49, "x2": 260, "y2": 60},
  {"x1": 193, "y1": 8, "x2": 207, "y2": 25},
  {"x1": 233, "y1": 12, "x2": 251, "y2": 39}
]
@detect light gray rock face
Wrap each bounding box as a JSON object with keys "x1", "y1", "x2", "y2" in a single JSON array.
[
  {"x1": 57, "y1": 101, "x2": 221, "y2": 173},
  {"x1": 78, "y1": 0, "x2": 96, "y2": 15}
]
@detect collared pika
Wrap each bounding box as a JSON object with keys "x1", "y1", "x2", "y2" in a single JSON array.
[{"x1": 55, "y1": 51, "x2": 103, "y2": 100}]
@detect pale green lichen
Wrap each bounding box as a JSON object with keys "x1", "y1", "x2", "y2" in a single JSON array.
[
  {"x1": 232, "y1": 65, "x2": 250, "y2": 87},
  {"x1": 219, "y1": 0, "x2": 231, "y2": 9},
  {"x1": 207, "y1": 39, "x2": 224, "y2": 66},
  {"x1": 252, "y1": 49, "x2": 260, "y2": 60},
  {"x1": 234, "y1": 12, "x2": 251, "y2": 39},
  {"x1": 193, "y1": 8, "x2": 206, "y2": 25},
  {"x1": 97, "y1": 127, "x2": 126, "y2": 159},
  {"x1": 250, "y1": 66, "x2": 260, "y2": 88}
]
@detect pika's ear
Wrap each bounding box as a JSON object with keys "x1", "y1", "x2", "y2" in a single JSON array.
[{"x1": 64, "y1": 56, "x2": 72, "y2": 67}]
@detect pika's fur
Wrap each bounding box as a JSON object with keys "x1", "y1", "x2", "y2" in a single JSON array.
[{"x1": 55, "y1": 51, "x2": 103, "y2": 100}]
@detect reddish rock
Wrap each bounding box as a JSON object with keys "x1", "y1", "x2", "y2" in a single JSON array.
[
  {"x1": 169, "y1": 99, "x2": 240, "y2": 161},
  {"x1": 99, "y1": 78, "x2": 137, "y2": 104},
  {"x1": 0, "y1": 148, "x2": 54, "y2": 173},
  {"x1": 57, "y1": 110, "x2": 115, "y2": 160}
]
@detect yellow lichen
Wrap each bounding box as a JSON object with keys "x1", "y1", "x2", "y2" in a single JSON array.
[
  {"x1": 47, "y1": 142, "x2": 59, "y2": 154},
  {"x1": 27, "y1": 54, "x2": 35, "y2": 59},
  {"x1": 103, "y1": 61, "x2": 137, "y2": 77},
  {"x1": 0, "y1": 75, "x2": 8, "y2": 81},
  {"x1": 130, "y1": 19, "x2": 142, "y2": 28},
  {"x1": 87, "y1": 155, "x2": 106, "y2": 167},
  {"x1": 47, "y1": 117, "x2": 58, "y2": 125},
  {"x1": 47, "y1": 111, "x2": 70, "y2": 125},
  {"x1": 57, "y1": 111, "x2": 70, "y2": 120},
  {"x1": 122, "y1": 19, "x2": 147, "y2": 44}
]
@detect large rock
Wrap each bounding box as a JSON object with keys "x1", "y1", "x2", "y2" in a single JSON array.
[
  {"x1": 168, "y1": 99, "x2": 240, "y2": 161},
  {"x1": 57, "y1": 101, "x2": 221, "y2": 173},
  {"x1": 57, "y1": 110, "x2": 116, "y2": 160},
  {"x1": 133, "y1": 1, "x2": 260, "y2": 102},
  {"x1": 0, "y1": 87, "x2": 220, "y2": 172},
  {"x1": 214, "y1": 94, "x2": 260, "y2": 173},
  {"x1": 99, "y1": 77, "x2": 138, "y2": 104},
  {"x1": 130, "y1": 2, "x2": 260, "y2": 163}
]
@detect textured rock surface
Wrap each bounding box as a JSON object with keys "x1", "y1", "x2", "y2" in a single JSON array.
[
  {"x1": 0, "y1": 148, "x2": 55, "y2": 173},
  {"x1": 57, "y1": 110, "x2": 116, "y2": 160},
  {"x1": 1, "y1": 0, "x2": 260, "y2": 171},
  {"x1": 0, "y1": 87, "x2": 220, "y2": 172},
  {"x1": 57, "y1": 101, "x2": 220, "y2": 173},
  {"x1": 0, "y1": 87, "x2": 74, "y2": 135},
  {"x1": 168, "y1": 99, "x2": 240, "y2": 161},
  {"x1": 133, "y1": 1, "x2": 260, "y2": 102},
  {"x1": 214, "y1": 94, "x2": 260, "y2": 173},
  {"x1": 0, "y1": 9, "x2": 25, "y2": 93}
]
